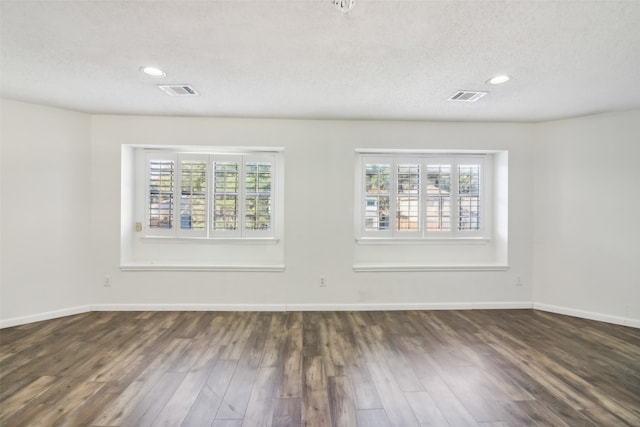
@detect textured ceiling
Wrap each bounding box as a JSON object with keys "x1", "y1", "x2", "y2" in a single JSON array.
[{"x1": 2, "y1": 0, "x2": 640, "y2": 122}]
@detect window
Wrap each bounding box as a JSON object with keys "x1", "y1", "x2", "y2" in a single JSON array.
[
  {"x1": 145, "y1": 150, "x2": 278, "y2": 239},
  {"x1": 357, "y1": 153, "x2": 489, "y2": 240}
]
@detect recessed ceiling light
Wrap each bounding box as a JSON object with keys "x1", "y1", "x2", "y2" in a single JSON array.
[
  {"x1": 140, "y1": 66, "x2": 166, "y2": 78},
  {"x1": 487, "y1": 75, "x2": 510, "y2": 85}
]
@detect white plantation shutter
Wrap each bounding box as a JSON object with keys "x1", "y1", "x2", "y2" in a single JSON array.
[
  {"x1": 425, "y1": 160, "x2": 452, "y2": 233},
  {"x1": 395, "y1": 159, "x2": 421, "y2": 237},
  {"x1": 244, "y1": 155, "x2": 274, "y2": 237},
  {"x1": 144, "y1": 150, "x2": 278, "y2": 240},
  {"x1": 212, "y1": 156, "x2": 242, "y2": 237},
  {"x1": 359, "y1": 153, "x2": 486, "y2": 240},
  {"x1": 147, "y1": 152, "x2": 176, "y2": 236},
  {"x1": 363, "y1": 157, "x2": 392, "y2": 237},
  {"x1": 178, "y1": 154, "x2": 208, "y2": 237},
  {"x1": 456, "y1": 158, "x2": 483, "y2": 233}
]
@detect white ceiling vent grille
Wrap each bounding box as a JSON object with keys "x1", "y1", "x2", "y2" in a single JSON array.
[
  {"x1": 448, "y1": 91, "x2": 488, "y2": 102},
  {"x1": 158, "y1": 85, "x2": 199, "y2": 96}
]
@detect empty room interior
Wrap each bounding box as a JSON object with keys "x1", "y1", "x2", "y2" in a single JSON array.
[{"x1": 1, "y1": 1, "x2": 639, "y2": 426}]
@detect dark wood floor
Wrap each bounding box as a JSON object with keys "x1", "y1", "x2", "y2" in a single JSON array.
[{"x1": 1, "y1": 310, "x2": 639, "y2": 426}]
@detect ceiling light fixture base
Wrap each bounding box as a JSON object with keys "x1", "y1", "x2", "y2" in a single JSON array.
[{"x1": 333, "y1": 0, "x2": 355, "y2": 14}]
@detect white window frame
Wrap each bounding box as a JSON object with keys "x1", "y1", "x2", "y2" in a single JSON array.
[
  {"x1": 356, "y1": 151, "x2": 491, "y2": 242},
  {"x1": 142, "y1": 148, "x2": 280, "y2": 241}
]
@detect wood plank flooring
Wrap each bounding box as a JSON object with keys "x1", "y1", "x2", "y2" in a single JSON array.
[{"x1": 1, "y1": 310, "x2": 639, "y2": 426}]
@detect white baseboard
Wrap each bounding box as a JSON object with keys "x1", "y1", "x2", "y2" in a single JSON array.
[
  {"x1": 119, "y1": 264, "x2": 285, "y2": 272},
  {"x1": 0, "y1": 305, "x2": 92, "y2": 329},
  {"x1": 4, "y1": 302, "x2": 637, "y2": 329},
  {"x1": 353, "y1": 264, "x2": 510, "y2": 272},
  {"x1": 534, "y1": 303, "x2": 640, "y2": 329},
  {"x1": 286, "y1": 302, "x2": 532, "y2": 311},
  {"x1": 91, "y1": 303, "x2": 288, "y2": 312},
  {"x1": 92, "y1": 301, "x2": 531, "y2": 312}
]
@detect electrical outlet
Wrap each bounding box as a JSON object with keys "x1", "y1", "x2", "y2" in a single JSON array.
[
  {"x1": 515, "y1": 275, "x2": 523, "y2": 286},
  {"x1": 135, "y1": 222, "x2": 142, "y2": 232},
  {"x1": 320, "y1": 276, "x2": 327, "y2": 287},
  {"x1": 104, "y1": 275, "x2": 112, "y2": 286}
]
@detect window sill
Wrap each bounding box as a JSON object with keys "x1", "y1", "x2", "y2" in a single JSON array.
[
  {"x1": 120, "y1": 263, "x2": 285, "y2": 272},
  {"x1": 353, "y1": 263, "x2": 509, "y2": 272},
  {"x1": 140, "y1": 236, "x2": 280, "y2": 245},
  {"x1": 355, "y1": 237, "x2": 490, "y2": 245}
]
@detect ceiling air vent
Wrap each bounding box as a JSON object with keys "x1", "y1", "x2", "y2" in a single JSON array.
[
  {"x1": 448, "y1": 91, "x2": 488, "y2": 102},
  {"x1": 158, "y1": 85, "x2": 199, "y2": 96}
]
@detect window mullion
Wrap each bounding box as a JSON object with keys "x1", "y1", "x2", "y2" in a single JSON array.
[
  {"x1": 206, "y1": 155, "x2": 214, "y2": 238},
  {"x1": 420, "y1": 160, "x2": 427, "y2": 238},
  {"x1": 239, "y1": 156, "x2": 247, "y2": 237},
  {"x1": 173, "y1": 158, "x2": 182, "y2": 237},
  {"x1": 360, "y1": 156, "x2": 367, "y2": 237},
  {"x1": 452, "y1": 157, "x2": 460, "y2": 236},
  {"x1": 390, "y1": 158, "x2": 398, "y2": 238}
]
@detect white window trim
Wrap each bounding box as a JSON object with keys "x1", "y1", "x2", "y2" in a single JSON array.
[
  {"x1": 355, "y1": 151, "x2": 493, "y2": 243},
  {"x1": 140, "y1": 147, "x2": 282, "y2": 241}
]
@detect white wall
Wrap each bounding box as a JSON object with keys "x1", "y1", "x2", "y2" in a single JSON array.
[
  {"x1": 90, "y1": 115, "x2": 535, "y2": 309},
  {"x1": 533, "y1": 110, "x2": 640, "y2": 326},
  {"x1": 1, "y1": 99, "x2": 92, "y2": 325},
  {"x1": 26, "y1": 99, "x2": 640, "y2": 327}
]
